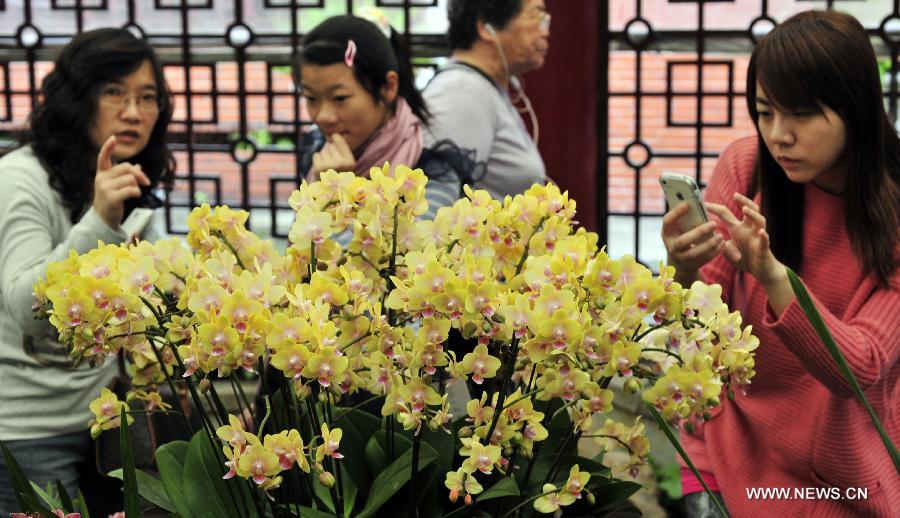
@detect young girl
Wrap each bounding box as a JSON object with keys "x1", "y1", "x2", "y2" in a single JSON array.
[
  {"x1": 297, "y1": 14, "x2": 482, "y2": 218},
  {"x1": 662, "y1": 10, "x2": 899, "y2": 517},
  {"x1": 0, "y1": 28, "x2": 174, "y2": 515}
]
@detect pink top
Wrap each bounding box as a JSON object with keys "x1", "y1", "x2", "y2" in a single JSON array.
[{"x1": 679, "y1": 136, "x2": 900, "y2": 517}]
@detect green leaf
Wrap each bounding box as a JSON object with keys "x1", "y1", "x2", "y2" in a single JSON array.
[
  {"x1": 355, "y1": 440, "x2": 438, "y2": 518},
  {"x1": 296, "y1": 506, "x2": 337, "y2": 518},
  {"x1": 364, "y1": 429, "x2": 413, "y2": 481},
  {"x1": 412, "y1": 463, "x2": 443, "y2": 517},
  {"x1": 311, "y1": 471, "x2": 335, "y2": 513},
  {"x1": 120, "y1": 407, "x2": 141, "y2": 518},
  {"x1": 55, "y1": 479, "x2": 74, "y2": 513},
  {"x1": 16, "y1": 492, "x2": 56, "y2": 518},
  {"x1": 0, "y1": 440, "x2": 41, "y2": 512},
  {"x1": 183, "y1": 431, "x2": 237, "y2": 518},
  {"x1": 420, "y1": 425, "x2": 456, "y2": 478},
  {"x1": 647, "y1": 405, "x2": 729, "y2": 517},
  {"x1": 364, "y1": 434, "x2": 389, "y2": 480},
  {"x1": 330, "y1": 406, "x2": 380, "y2": 494},
  {"x1": 476, "y1": 476, "x2": 520, "y2": 503},
  {"x1": 29, "y1": 482, "x2": 60, "y2": 511},
  {"x1": 591, "y1": 479, "x2": 643, "y2": 512},
  {"x1": 75, "y1": 489, "x2": 91, "y2": 518},
  {"x1": 420, "y1": 421, "x2": 464, "y2": 517},
  {"x1": 156, "y1": 440, "x2": 190, "y2": 516},
  {"x1": 340, "y1": 464, "x2": 358, "y2": 517},
  {"x1": 107, "y1": 468, "x2": 177, "y2": 512},
  {"x1": 786, "y1": 267, "x2": 900, "y2": 473}
]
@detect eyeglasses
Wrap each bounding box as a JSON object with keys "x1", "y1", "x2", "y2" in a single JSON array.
[
  {"x1": 99, "y1": 86, "x2": 164, "y2": 114},
  {"x1": 537, "y1": 11, "x2": 551, "y2": 32},
  {"x1": 528, "y1": 8, "x2": 551, "y2": 32}
]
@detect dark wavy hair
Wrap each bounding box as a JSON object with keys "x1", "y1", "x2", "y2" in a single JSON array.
[
  {"x1": 297, "y1": 15, "x2": 428, "y2": 123},
  {"x1": 748, "y1": 10, "x2": 900, "y2": 287},
  {"x1": 447, "y1": 0, "x2": 524, "y2": 50},
  {"x1": 23, "y1": 27, "x2": 175, "y2": 223}
]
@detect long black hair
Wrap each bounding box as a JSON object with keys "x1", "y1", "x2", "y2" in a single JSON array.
[
  {"x1": 748, "y1": 10, "x2": 900, "y2": 287},
  {"x1": 296, "y1": 15, "x2": 429, "y2": 123},
  {"x1": 23, "y1": 27, "x2": 175, "y2": 223}
]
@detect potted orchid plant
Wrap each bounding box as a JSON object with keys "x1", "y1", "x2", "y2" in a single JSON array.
[{"x1": 5, "y1": 165, "x2": 757, "y2": 517}]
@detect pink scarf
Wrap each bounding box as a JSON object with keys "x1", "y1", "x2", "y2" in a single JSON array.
[{"x1": 354, "y1": 97, "x2": 423, "y2": 177}]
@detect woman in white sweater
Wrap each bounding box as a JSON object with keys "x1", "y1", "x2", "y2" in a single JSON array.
[{"x1": 0, "y1": 28, "x2": 174, "y2": 515}]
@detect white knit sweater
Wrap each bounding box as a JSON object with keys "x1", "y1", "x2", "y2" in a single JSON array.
[{"x1": 0, "y1": 145, "x2": 142, "y2": 440}]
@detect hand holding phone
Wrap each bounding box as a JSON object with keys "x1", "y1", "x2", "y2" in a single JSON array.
[
  {"x1": 120, "y1": 207, "x2": 154, "y2": 239},
  {"x1": 660, "y1": 173, "x2": 709, "y2": 232}
]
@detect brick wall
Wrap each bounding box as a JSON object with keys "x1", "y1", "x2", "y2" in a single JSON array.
[{"x1": 608, "y1": 51, "x2": 756, "y2": 215}]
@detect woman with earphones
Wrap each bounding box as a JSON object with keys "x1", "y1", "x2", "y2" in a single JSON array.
[{"x1": 424, "y1": 0, "x2": 549, "y2": 200}]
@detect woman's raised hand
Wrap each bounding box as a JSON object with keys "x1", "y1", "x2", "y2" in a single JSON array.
[
  {"x1": 309, "y1": 132, "x2": 356, "y2": 181},
  {"x1": 661, "y1": 202, "x2": 727, "y2": 284},
  {"x1": 706, "y1": 193, "x2": 784, "y2": 285},
  {"x1": 92, "y1": 135, "x2": 150, "y2": 229}
]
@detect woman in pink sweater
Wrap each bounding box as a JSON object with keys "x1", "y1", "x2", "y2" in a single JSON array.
[{"x1": 661, "y1": 10, "x2": 900, "y2": 517}]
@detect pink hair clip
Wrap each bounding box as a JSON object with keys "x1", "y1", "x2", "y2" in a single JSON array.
[{"x1": 344, "y1": 39, "x2": 357, "y2": 68}]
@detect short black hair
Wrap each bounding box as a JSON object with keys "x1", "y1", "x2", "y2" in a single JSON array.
[
  {"x1": 24, "y1": 27, "x2": 174, "y2": 223},
  {"x1": 447, "y1": 0, "x2": 524, "y2": 51},
  {"x1": 298, "y1": 15, "x2": 428, "y2": 122}
]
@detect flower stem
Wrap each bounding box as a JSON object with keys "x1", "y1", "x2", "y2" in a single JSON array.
[
  {"x1": 543, "y1": 428, "x2": 581, "y2": 486},
  {"x1": 498, "y1": 488, "x2": 557, "y2": 518},
  {"x1": 640, "y1": 347, "x2": 684, "y2": 365},
  {"x1": 514, "y1": 217, "x2": 548, "y2": 276},
  {"x1": 484, "y1": 338, "x2": 520, "y2": 444},
  {"x1": 258, "y1": 396, "x2": 272, "y2": 435},
  {"x1": 408, "y1": 431, "x2": 422, "y2": 518},
  {"x1": 213, "y1": 230, "x2": 247, "y2": 270}
]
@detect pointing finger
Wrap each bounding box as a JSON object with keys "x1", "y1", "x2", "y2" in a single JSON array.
[{"x1": 98, "y1": 135, "x2": 117, "y2": 172}]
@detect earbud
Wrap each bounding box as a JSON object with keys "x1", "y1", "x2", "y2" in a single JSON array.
[{"x1": 485, "y1": 23, "x2": 497, "y2": 37}]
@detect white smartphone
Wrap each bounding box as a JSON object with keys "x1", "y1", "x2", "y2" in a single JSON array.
[
  {"x1": 660, "y1": 172, "x2": 709, "y2": 232},
  {"x1": 120, "y1": 207, "x2": 154, "y2": 238}
]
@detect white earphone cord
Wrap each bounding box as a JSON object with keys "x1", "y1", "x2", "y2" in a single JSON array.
[{"x1": 488, "y1": 24, "x2": 540, "y2": 146}]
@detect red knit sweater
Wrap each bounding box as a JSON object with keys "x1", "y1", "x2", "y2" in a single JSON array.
[{"x1": 680, "y1": 136, "x2": 900, "y2": 517}]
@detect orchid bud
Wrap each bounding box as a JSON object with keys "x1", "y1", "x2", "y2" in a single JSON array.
[
  {"x1": 458, "y1": 426, "x2": 474, "y2": 438},
  {"x1": 462, "y1": 323, "x2": 478, "y2": 339},
  {"x1": 319, "y1": 471, "x2": 335, "y2": 488},
  {"x1": 623, "y1": 378, "x2": 642, "y2": 394},
  {"x1": 198, "y1": 378, "x2": 211, "y2": 394},
  {"x1": 296, "y1": 384, "x2": 312, "y2": 400}
]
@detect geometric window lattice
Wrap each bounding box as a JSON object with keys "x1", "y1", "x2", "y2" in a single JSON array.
[
  {"x1": 0, "y1": 0, "x2": 451, "y2": 240},
  {"x1": 604, "y1": 0, "x2": 898, "y2": 268}
]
